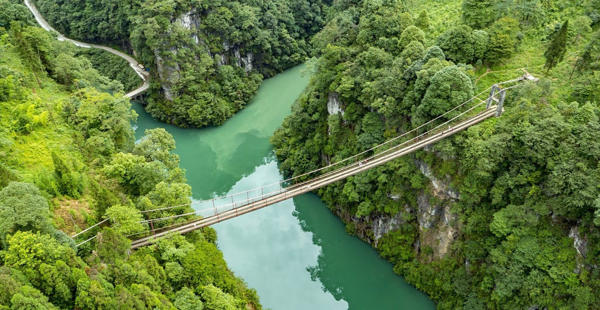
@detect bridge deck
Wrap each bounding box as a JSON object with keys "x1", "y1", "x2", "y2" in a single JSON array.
[{"x1": 131, "y1": 106, "x2": 499, "y2": 248}]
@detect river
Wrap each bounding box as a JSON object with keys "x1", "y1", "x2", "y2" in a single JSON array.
[{"x1": 133, "y1": 65, "x2": 436, "y2": 310}]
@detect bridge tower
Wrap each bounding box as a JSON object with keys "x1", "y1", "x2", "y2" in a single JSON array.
[{"x1": 486, "y1": 84, "x2": 507, "y2": 117}]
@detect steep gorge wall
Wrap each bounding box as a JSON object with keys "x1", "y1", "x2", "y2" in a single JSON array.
[{"x1": 33, "y1": 0, "x2": 326, "y2": 127}]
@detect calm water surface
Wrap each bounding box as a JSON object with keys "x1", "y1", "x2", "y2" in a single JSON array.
[{"x1": 133, "y1": 65, "x2": 436, "y2": 310}]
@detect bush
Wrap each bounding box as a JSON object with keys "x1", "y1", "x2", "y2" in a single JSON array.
[{"x1": 51, "y1": 152, "x2": 84, "y2": 198}]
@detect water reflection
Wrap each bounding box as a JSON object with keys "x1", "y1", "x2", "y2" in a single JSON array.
[{"x1": 132, "y1": 64, "x2": 435, "y2": 310}]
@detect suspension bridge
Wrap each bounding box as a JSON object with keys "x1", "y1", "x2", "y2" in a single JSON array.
[
  {"x1": 70, "y1": 74, "x2": 536, "y2": 249},
  {"x1": 24, "y1": 0, "x2": 539, "y2": 248}
]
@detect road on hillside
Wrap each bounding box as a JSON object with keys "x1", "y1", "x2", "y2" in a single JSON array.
[{"x1": 24, "y1": 0, "x2": 150, "y2": 98}]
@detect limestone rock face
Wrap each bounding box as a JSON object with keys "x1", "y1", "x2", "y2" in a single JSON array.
[
  {"x1": 327, "y1": 92, "x2": 345, "y2": 116},
  {"x1": 154, "y1": 50, "x2": 179, "y2": 101},
  {"x1": 329, "y1": 159, "x2": 460, "y2": 262},
  {"x1": 154, "y1": 11, "x2": 256, "y2": 101},
  {"x1": 414, "y1": 160, "x2": 460, "y2": 260},
  {"x1": 372, "y1": 211, "x2": 407, "y2": 247},
  {"x1": 569, "y1": 226, "x2": 588, "y2": 259}
]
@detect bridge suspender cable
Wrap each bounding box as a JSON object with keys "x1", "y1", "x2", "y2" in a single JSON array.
[
  {"x1": 74, "y1": 75, "x2": 529, "y2": 247},
  {"x1": 137, "y1": 86, "x2": 495, "y2": 216},
  {"x1": 129, "y1": 105, "x2": 504, "y2": 248},
  {"x1": 75, "y1": 78, "x2": 524, "y2": 247},
  {"x1": 138, "y1": 95, "x2": 496, "y2": 226}
]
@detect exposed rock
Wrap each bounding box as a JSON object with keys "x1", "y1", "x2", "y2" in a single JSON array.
[
  {"x1": 416, "y1": 160, "x2": 459, "y2": 199},
  {"x1": 154, "y1": 50, "x2": 180, "y2": 101},
  {"x1": 568, "y1": 226, "x2": 588, "y2": 259},
  {"x1": 331, "y1": 204, "x2": 408, "y2": 247},
  {"x1": 417, "y1": 192, "x2": 458, "y2": 260},
  {"x1": 372, "y1": 212, "x2": 407, "y2": 246},
  {"x1": 328, "y1": 159, "x2": 460, "y2": 261},
  {"x1": 327, "y1": 92, "x2": 345, "y2": 116},
  {"x1": 176, "y1": 11, "x2": 193, "y2": 30},
  {"x1": 216, "y1": 53, "x2": 227, "y2": 67},
  {"x1": 229, "y1": 47, "x2": 254, "y2": 72},
  {"x1": 413, "y1": 160, "x2": 460, "y2": 260},
  {"x1": 176, "y1": 11, "x2": 200, "y2": 44},
  {"x1": 241, "y1": 52, "x2": 254, "y2": 72},
  {"x1": 321, "y1": 153, "x2": 331, "y2": 166},
  {"x1": 387, "y1": 193, "x2": 401, "y2": 201},
  {"x1": 223, "y1": 40, "x2": 232, "y2": 52}
]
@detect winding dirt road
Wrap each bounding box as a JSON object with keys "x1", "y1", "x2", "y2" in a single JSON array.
[{"x1": 24, "y1": 0, "x2": 150, "y2": 98}]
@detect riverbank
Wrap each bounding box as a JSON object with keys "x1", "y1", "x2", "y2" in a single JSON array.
[{"x1": 132, "y1": 65, "x2": 436, "y2": 310}]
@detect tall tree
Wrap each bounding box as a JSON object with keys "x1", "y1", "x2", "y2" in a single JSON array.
[
  {"x1": 462, "y1": 0, "x2": 496, "y2": 29},
  {"x1": 0, "y1": 182, "x2": 54, "y2": 246},
  {"x1": 415, "y1": 9, "x2": 430, "y2": 30},
  {"x1": 544, "y1": 20, "x2": 569, "y2": 72},
  {"x1": 571, "y1": 30, "x2": 600, "y2": 78}
]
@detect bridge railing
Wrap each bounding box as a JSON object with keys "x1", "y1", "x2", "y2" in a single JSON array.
[
  {"x1": 128, "y1": 97, "x2": 494, "y2": 240},
  {"x1": 76, "y1": 78, "x2": 527, "y2": 246},
  {"x1": 133, "y1": 86, "x2": 495, "y2": 222}
]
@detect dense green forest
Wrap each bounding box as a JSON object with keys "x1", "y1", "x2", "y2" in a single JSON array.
[
  {"x1": 272, "y1": 0, "x2": 600, "y2": 309},
  {"x1": 33, "y1": 0, "x2": 328, "y2": 127},
  {"x1": 0, "y1": 3, "x2": 261, "y2": 309}
]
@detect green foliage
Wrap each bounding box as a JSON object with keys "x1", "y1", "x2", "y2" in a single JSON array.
[
  {"x1": 63, "y1": 89, "x2": 137, "y2": 157},
  {"x1": 438, "y1": 25, "x2": 475, "y2": 64},
  {"x1": 0, "y1": 1, "x2": 35, "y2": 30},
  {"x1": 51, "y1": 152, "x2": 84, "y2": 198},
  {"x1": 0, "y1": 164, "x2": 19, "y2": 189},
  {"x1": 472, "y1": 29, "x2": 489, "y2": 61},
  {"x1": 485, "y1": 17, "x2": 520, "y2": 64},
  {"x1": 35, "y1": 0, "x2": 327, "y2": 127},
  {"x1": 272, "y1": 1, "x2": 600, "y2": 309},
  {"x1": 0, "y1": 14, "x2": 259, "y2": 310},
  {"x1": 0, "y1": 182, "x2": 53, "y2": 246},
  {"x1": 416, "y1": 65, "x2": 474, "y2": 124},
  {"x1": 89, "y1": 179, "x2": 120, "y2": 219},
  {"x1": 9, "y1": 21, "x2": 53, "y2": 81},
  {"x1": 173, "y1": 287, "x2": 204, "y2": 310},
  {"x1": 462, "y1": 0, "x2": 496, "y2": 29},
  {"x1": 105, "y1": 204, "x2": 146, "y2": 235},
  {"x1": 77, "y1": 49, "x2": 140, "y2": 92},
  {"x1": 200, "y1": 285, "x2": 237, "y2": 310},
  {"x1": 377, "y1": 225, "x2": 417, "y2": 265},
  {"x1": 398, "y1": 26, "x2": 426, "y2": 51},
  {"x1": 1, "y1": 231, "x2": 74, "y2": 270},
  {"x1": 133, "y1": 128, "x2": 180, "y2": 170},
  {"x1": 415, "y1": 10, "x2": 430, "y2": 30},
  {"x1": 544, "y1": 20, "x2": 569, "y2": 72}
]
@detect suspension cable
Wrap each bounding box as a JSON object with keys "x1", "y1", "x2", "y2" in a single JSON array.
[
  {"x1": 139, "y1": 99, "x2": 490, "y2": 225},
  {"x1": 138, "y1": 86, "x2": 493, "y2": 215}
]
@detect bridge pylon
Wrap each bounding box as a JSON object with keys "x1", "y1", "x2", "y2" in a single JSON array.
[{"x1": 485, "y1": 84, "x2": 507, "y2": 117}]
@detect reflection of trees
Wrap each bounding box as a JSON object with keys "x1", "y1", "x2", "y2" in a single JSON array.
[
  {"x1": 292, "y1": 194, "x2": 435, "y2": 310},
  {"x1": 292, "y1": 195, "x2": 347, "y2": 301}
]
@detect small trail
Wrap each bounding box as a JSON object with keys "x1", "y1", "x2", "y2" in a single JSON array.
[
  {"x1": 475, "y1": 67, "x2": 538, "y2": 85},
  {"x1": 24, "y1": 0, "x2": 150, "y2": 98}
]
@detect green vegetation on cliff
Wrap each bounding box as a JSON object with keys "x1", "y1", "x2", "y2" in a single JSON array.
[
  {"x1": 33, "y1": 0, "x2": 328, "y2": 127},
  {"x1": 272, "y1": 0, "x2": 600, "y2": 309},
  {"x1": 0, "y1": 6, "x2": 261, "y2": 309}
]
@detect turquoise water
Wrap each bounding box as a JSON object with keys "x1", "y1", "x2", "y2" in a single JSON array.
[{"x1": 133, "y1": 65, "x2": 436, "y2": 310}]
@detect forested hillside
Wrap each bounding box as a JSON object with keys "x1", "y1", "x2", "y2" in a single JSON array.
[
  {"x1": 272, "y1": 0, "x2": 600, "y2": 309},
  {"x1": 33, "y1": 0, "x2": 327, "y2": 127},
  {"x1": 0, "y1": 3, "x2": 261, "y2": 309}
]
